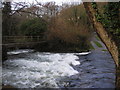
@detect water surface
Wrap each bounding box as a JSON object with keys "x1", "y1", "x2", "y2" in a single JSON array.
[{"x1": 2, "y1": 49, "x2": 115, "y2": 88}]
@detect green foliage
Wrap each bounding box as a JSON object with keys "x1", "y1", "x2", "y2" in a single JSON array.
[
  {"x1": 102, "y1": 49, "x2": 107, "y2": 51},
  {"x1": 103, "y1": 3, "x2": 119, "y2": 28},
  {"x1": 102, "y1": 2, "x2": 120, "y2": 43},
  {"x1": 95, "y1": 13, "x2": 103, "y2": 22},
  {"x1": 92, "y1": 2, "x2": 103, "y2": 22},
  {"x1": 91, "y1": 2, "x2": 98, "y2": 10},
  {"x1": 92, "y1": 2, "x2": 120, "y2": 44},
  {"x1": 94, "y1": 41, "x2": 102, "y2": 48},
  {"x1": 20, "y1": 18, "x2": 47, "y2": 36}
]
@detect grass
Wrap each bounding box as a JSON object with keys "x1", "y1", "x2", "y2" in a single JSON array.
[
  {"x1": 94, "y1": 41, "x2": 102, "y2": 48},
  {"x1": 89, "y1": 44, "x2": 94, "y2": 50},
  {"x1": 95, "y1": 36, "x2": 100, "y2": 41},
  {"x1": 102, "y1": 49, "x2": 107, "y2": 51}
]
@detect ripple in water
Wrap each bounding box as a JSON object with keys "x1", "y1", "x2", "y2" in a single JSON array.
[{"x1": 2, "y1": 50, "x2": 90, "y2": 88}]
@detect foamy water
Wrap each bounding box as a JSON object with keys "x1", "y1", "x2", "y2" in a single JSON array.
[
  {"x1": 3, "y1": 50, "x2": 90, "y2": 88},
  {"x1": 7, "y1": 49, "x2": 34, "y2": 55}
]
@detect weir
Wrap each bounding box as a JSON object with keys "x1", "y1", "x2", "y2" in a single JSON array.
[{"x1": 2, "y1": 36, "x2": 46, "y2": 61}]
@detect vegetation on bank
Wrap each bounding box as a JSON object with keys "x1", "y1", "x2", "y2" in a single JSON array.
[
  {"x1": 91, "y1": 2, "x2": 120, "y2": 65},
  {"x1": 92, "y1": 2, "x2": 120, "y2": 47},
  {"x1": 90, "y1": 4, "x2": 120, "y2": 87},
  {"x1": 20, "y1": 18, "x2": 47, "y2": 36},
  {"x1": 2, "y1": 2, "x2": 92, "y2": 52},
  {"x1": 44, "y1": 5, "x2": 92, "y2": 52},
  {"x1": 94, "y1": 41, "x2": 102, "y2": 48}
]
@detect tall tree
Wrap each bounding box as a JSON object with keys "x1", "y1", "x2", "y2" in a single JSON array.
[
  {"x1": 2, "y1": 2, "x2": 11, "y2": 36},
  {"x1": 83, "y1": 2, "x2": 120, "y2": 88}
]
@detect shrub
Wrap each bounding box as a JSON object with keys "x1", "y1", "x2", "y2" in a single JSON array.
[
  {"x1": 46, "y1": 4, "x2": 92, "y2": 52},
  {"x1": 20, "y1": 18, "x2": 47, "y2": 36}
]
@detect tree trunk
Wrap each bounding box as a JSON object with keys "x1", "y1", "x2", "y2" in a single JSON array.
[
  {"x1": 2, "y1": 46, "x2": 8, "y2": 61},
  {"x1": 83, "y1": 2, "x2": 120, "y2": 88}
]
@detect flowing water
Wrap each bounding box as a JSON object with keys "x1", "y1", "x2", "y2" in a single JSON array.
[{"x1": 2, "y1": 49, "x2": 115, "y2": 88}]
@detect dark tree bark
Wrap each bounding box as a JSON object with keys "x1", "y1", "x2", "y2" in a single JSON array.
[{"x1": 2, "y1": 2, "x2": 12, "y2": 36}]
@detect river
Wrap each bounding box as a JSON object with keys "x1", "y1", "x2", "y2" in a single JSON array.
[{"x1": 2, "y1": 48, "x2": 116, "y2": 88}]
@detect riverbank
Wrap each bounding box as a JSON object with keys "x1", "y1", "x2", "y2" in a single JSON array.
[{"x1": 33, "y1": 41, "x2": 90, "y2": 53}]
